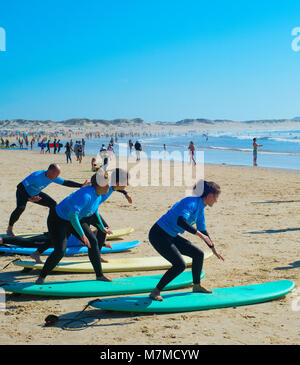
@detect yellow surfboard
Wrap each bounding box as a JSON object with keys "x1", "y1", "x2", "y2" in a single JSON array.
[
  {"x1": 105, "y1": 227, "x2": 134, "y2": 240},
  {"x1": 14, "y1": 250, "x2": 212, "y2": 273},
  {"x1": 1, "y1": 227, "x2": 134, "y2": 241}
]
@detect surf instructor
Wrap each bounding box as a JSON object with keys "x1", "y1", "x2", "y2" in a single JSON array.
[
  {"x1": 148, "y1": 180, "x2": 224, "y2": 301},
  {"x1": 7, "y1": 163, "x2": 89, "y2": 236}
]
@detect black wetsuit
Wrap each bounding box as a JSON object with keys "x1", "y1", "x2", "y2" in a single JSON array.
[
  {"x1": 148, "y1": 217, "x2": 211, "y2": 291},
  {"x1": 38, "y1": 209, "x2": 108, "y2": 279},
  {"x1": 37, "y1": 189, "x2": 129, "y2": 279},
  {"x1": 9, "y1": 180, "x2": 84, "y2": 227},
  {"x1": 1, "y1": 233, "x2": 51, "y2": 248}
]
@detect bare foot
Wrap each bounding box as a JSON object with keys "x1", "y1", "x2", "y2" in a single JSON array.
[
  {"x1": 6, "y1": 227, "x2": 15, "y2": 237},
  {"x1": 149, "y1": 289, "x2": 163, "y2": 301},
  {"x1": 193, "y1": 284, "x2": 213, "y2": 294},
  {"x1": 101, "y1": 257, "x2": 109, "y2": 263},
  {"x1": 35, "y1": 276, "x2": 45, "y2": 285},
  {"x1": 96, "y1": 275, "x2": 112, "y2": 282},
  {"x1": 30, "y1": 251, "x2": 43, "y2": 264}
]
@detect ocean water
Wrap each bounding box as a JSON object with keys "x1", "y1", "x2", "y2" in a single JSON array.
[{"x1": 35, "y1": 128, "x2": 300, "y2": 170}]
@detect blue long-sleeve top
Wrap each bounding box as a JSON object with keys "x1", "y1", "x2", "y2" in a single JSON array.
[
  {"x1": 156, "y1": 196, "x2": 206, "y2": 237},
  {"x1": 56, "y1": 185, "x2": 114, "y2": 237}
]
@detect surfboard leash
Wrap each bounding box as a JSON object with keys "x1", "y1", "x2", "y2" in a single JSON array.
[
  {"x1": 0, "y1": 258, "x2": 21, "y2": 272},
  {"x1": 44, "y1": 299, "x2": 101, "y2": 331}
]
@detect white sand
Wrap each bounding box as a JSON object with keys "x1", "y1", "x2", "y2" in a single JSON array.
[{"x1": 0, "y1": 149, "x2": 299, "y2": 345}]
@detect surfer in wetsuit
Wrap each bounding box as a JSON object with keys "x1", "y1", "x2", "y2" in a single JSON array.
[
  {"x1": 30, "y1": 172, "x2": 132, "y2": 264},
  {"x1": 35, "y1": 168, "x2": 131, "y2": 284},
  {"x1": 148, "y1": 180, "x2": 224, "y2": 301},
  {"x1": 7, "y1": 164, "x2": 89, "y2": 237},
  {"x1": 1, "y1": 180, "x2": 132, "y2": 265}
]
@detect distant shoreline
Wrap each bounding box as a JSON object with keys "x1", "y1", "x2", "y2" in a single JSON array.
[{"x1": 1, "y1": 118, "x2": 300, "y2": 137}]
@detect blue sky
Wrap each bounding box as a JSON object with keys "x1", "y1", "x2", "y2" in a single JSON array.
[{"x1": 0, "y1": 0, "x2": 300, "y2": 122}]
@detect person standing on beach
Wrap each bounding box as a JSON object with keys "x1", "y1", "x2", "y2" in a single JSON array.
[
  {"x1": 30, "y1": 138, "x2": 35, "y2": 150},
  {"x1": 107, "y1": 143, "x2": 114, "y2": 160},
  {"x1": 100, "y1": 144, "x2": 109, "y2": 172},
  {"x1": 53, "y1": 139, "x2": 57, "y2": 154},
  {"x1": 128, "y1": 140, "x2": 133, "y2": 155},
  {"x1": 45, "y1": 140, "x2": 51, "y2": 153},
  {"x1": 7, "y1": 164, "x2": 89, "y2": 236},
  {"x1": 148, "y1": 180, "x2": 224, "y2": 301},
  {"x1": 35, "y1": 169, "x2": 130, "y2": 284},
  {"x1": 73, "y1": 141, "x2": 79, "y2": 161},
  {"x1": 65, "y1": 142, "x2": 72, "y2": 163},
  {"x1": 77, "y1": 141, "x2": 83, "y2": 163},
  {"x1": 253, "y1": 138, "x2": 263, "y2": 166},
  {"x1": 40, "y1": 138, "x2": 46, "y2": 154},
  {"x1": 134, "y1": 140, "x2": 142, "y2": 161},
  {"x1": 82, "y1": 138, "x2": 86, "y2": 156},
  {"x1": 188, "y1": 141, "x2": 196, "y2": 165}
]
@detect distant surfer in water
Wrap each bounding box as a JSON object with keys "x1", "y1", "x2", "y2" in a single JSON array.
[
  {"x1": 253, "y1": 138, "x2": 263, "y2": 166},
  {"x1": 148, "y1": 180, "x2": 224, "y2": 301},
  {"x1": 7, "y1": 164, "x2": 89, "y2": 237}
]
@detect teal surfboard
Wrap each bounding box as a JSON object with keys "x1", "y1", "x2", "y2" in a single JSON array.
[
  {"x1": 90, "y1": 280, "x2": 295, "y2": 313},
  {"x1": 2, "y1": 271, "x2": 204, "y2": 297}
]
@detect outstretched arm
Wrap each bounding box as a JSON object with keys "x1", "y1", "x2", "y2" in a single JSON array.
[
  {"x1": 117, "y1": 189, "x2": 132, "y2": 204},
  {"x1": 62, "y1": 180, "x2": 89, "y2": 188}
]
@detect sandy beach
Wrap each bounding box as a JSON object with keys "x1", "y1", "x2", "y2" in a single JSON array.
[{"x1": 0, "y1": 148, "x2": 299, "y2": 345}]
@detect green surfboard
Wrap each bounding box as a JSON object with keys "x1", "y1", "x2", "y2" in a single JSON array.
[
  {"x1": 90, "y1": 280, "x2": 295, "y2": 313},
  {"x1": 2, "y1": 270, "x2": 204, "y2": 297}
]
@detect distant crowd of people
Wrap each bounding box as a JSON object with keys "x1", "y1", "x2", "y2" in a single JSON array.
[
  {"x1": 39, "y1": 138, "x2": 86, "y2": 164},
  {"x1": 91, "y1": 139, "x2": 143, "y2": 172}
]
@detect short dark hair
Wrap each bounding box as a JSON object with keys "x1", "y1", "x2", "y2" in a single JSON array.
[
  {"x1": 193, "y1": 180, "x2": 221, "y2": 198},
  {"x1": 48, "y1": 163, "x2": 59, "y2": 170}
]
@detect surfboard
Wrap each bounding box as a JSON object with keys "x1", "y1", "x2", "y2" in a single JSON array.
[
  {"x1": 0, "y1": 227, "x2": 134, "y2": 245},
  {"x1": 38, "y1": 143, "x2": 63, "y2": 148},
  {"x1": 0, "y1": 147, "x2": 28, "y2": 150},
  {"x1": 14, "y1": 250, "x2": 212, "y2": 273},
  {"x1": 2, "y1": 271, "x2": 203, "y2": 297},
  {"x1": 89, "y1": 280, "x2": 295, "y2": 313},
  {"x1": 0, "y1": 233, "x2": 40, "y2": 239},
  {"x1": 0, "y1": 240, "x2": 140, "y2": 256}
]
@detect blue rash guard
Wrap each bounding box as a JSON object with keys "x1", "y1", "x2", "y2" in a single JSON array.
[
  {"x1": 156, "y1": 196, "x2": 206, "y2": 237},
  {"x1": 22, "y1": 170, "x2": 64, "y2": 197},
  {"x1": 56, "y1": 185, "x2": 114, "y2": 237}
]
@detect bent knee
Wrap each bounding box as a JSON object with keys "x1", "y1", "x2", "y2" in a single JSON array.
[{"x1": 176, "y1": 261, "x2": 187, "y2": 273}]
